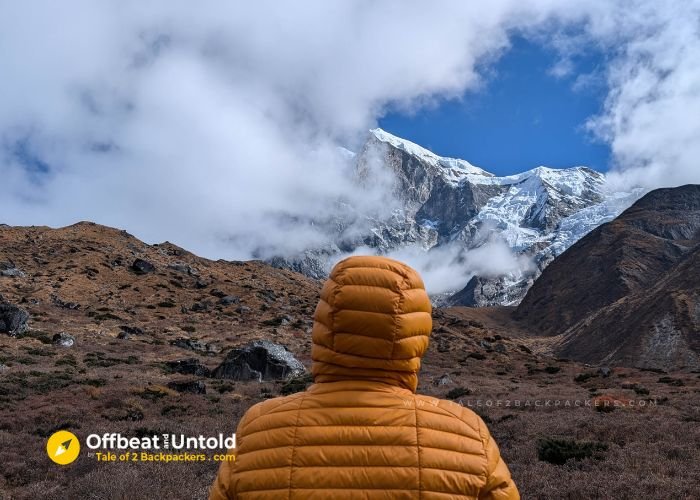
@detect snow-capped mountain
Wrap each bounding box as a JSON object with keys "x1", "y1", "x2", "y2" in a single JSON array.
[{"x1": 270, "y1": 128, "x2": 641, "y2": 306}]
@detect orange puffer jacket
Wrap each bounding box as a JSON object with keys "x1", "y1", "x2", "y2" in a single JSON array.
[{"x1": 210, "y1": 256, "x2": 519, "y2": 499}]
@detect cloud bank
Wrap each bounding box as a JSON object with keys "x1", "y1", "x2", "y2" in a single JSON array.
[{"x1": 1, "y1": 1, "x2": 699, "y2": 289}]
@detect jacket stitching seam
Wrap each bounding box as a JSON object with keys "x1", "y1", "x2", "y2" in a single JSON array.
[
  {"x1": 414, "y1": 396, "x2": 423, "y2": 500},
  {"x1": 476, "y1": 416, "x2": 490, "y2": 483},
  {"x1": 287, "y1": 392, "x2": 307, "y2": 500},
  {"x1": 243, "y1": 422, "x2": 480, "y2": 440}
]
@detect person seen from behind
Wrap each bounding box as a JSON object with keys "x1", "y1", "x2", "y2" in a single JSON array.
[{"x1": 210, "y1": 255, "x2": 519, "y2": 499}]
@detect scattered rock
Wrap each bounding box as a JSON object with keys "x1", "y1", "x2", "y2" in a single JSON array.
[
  {"x1": 171, "y1": 338, "x2": 221, "y2": 355},
  {"x1": 262, "y1": 315, "x2": 292, "y2": 327},
  {"x1": 194, "y1": 280, "x2": 209, "y2": 289},
  {"x1": 168, "y1": 263, "x2": 198, "y2": 276},
  {"x1": 467, "y1": 352, "x2": 486, "y2": 361},
  {"x1": 166, "y1": 358, "x2": 211, "y2": 377},
  {"x1": 598, "y1": 366, "x2": 612, "y2": 378},
  {"x1": 494, "y1": 343, "x2": 507, "y2": 354},
  {"x1": 120, "y1": 325, "x2": 144, "y2": 335},
  {"x1": 117, "y1": 331, "x2": 130, "y2": 340},
  {"x1": 131, "y1": 258, "x2": 155, "y2": 275},
  {"x1": 219, "y1": 296, "x2": 240, "y2": 306},
  {"x1": 480, "y1": 340, "x2": 493, "y2": 351},
  {"x1": 236, "y1": 306, "x2": 251, "y2": 314},
  {"x1": 211, "y1": 340, "x2": 305, "y2": 381},
  {"x1": 167, "y1": 379, "x2": 207, "y2": 394},
  {"x1": 433, "y1": 374, "x2": 453, "y2": 386},
  {"x1": 0, "y1": 299, "x2": 29, "y2": 337},
  {"x1": 190, "y1": 301, "x2": 211, "y2": 312},
  {"x1": 52, "y1": 332, "x2": 75, "y2": 347},
  {"x1": 52, "y1": 296, "x2": 81, "y2": 310},
  {"x1": 209, "y1": 289, "x2": 227, "y2": 298},
  {"x1": 0, "y1": 262, "x2": 25, "y2": 277}
]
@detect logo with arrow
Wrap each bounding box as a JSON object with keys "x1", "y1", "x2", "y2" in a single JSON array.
[{"x1": 47, "y1": 430, "x2": 80, "y2": 465}]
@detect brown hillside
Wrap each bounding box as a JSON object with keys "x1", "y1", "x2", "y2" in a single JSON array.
[
  {"x1": 0, "y1": 221, "x2": 698, "y2": 499},
  {"x1": 514, "y1": 185, "x2": 700, "y2": 369}
]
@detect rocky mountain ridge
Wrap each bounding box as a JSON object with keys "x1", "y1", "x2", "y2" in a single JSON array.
[
  {"x1": 515, "y1": 184, "x2": 700, "y2": 370},
  {"x1": 272, "y1": 129, "x2": 640, "y2": 306}
]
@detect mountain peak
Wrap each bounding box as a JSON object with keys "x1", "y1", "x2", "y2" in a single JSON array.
[{"x1": 368, "y1": 128, "x2": 493, "y2": 179}]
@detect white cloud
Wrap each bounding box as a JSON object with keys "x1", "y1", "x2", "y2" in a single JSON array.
[
  {"x1": 336, "y1": 238, "x2": 534, "y2": 295},
  {"x1": 0, "y1": 0, "x2": 698, "y2": 269}
]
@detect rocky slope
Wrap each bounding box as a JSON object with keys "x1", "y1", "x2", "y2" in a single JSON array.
[
  {"x1": 1, "y1": 221, "x2": 698, "y2": 499},
  {"x1": 514, "y1": 185, "x2": 700, "y2": 370},
  {"x1": 273, "y1": 129, "x2": 640, "y2": 306}
]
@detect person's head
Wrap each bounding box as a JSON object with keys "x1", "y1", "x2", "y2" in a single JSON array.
[{"x1": 310, "y1": 255, "x2": 432, "y2": 392}]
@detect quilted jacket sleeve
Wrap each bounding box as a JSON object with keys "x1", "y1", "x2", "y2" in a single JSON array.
[
  {"x1": 209, "y1": 450, "x2": 236, "y2": 500},
  {"x1": 477, "y1": 416, "x2": 520, "y2": 500},
  {"x1": 209, "y1": 404, "x2": 261, "y2": 500}
]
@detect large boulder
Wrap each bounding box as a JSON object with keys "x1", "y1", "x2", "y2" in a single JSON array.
[
  {"x1": 0, "y1": 298, "x2": 29, "y2": 337},
  {"x1": 212, "y1": 340, "x2": 305, "y2": 381}
]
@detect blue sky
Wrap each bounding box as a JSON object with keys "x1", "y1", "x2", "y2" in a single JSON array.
[{"x1": 379, "y1": 37, "x2": 611, "y2": 176}]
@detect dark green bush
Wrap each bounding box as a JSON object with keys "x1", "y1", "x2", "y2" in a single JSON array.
[
  {"x1": 446, "y1": 387, "x2": 471, "y2": 400},
  {"x1": 537, "y1": 438, "x2": 608, "y2": 465},
  {"x1": 280, "y1": 373, "x2": 314, "y2": 395}
]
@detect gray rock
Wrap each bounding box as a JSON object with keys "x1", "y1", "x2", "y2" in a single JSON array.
[
  {"x1": 120, "y1": 325, "x2": 144, "y2": 335},
  {"x1": 166, "y1": 358, "x2": 211, "y2": 377},
  {"x1": 170, "y1": 338, "x2": 221, "y2": 355},
  {"x1": 598, "y1": 366, "x2": 612, "y2": 378},
  {"x1": 494, "y1": 343, "x2": 507, "y2": 354},
  {"x1": 479, "y1": 340, "x2": 493, "y2": 351},
  {"x1": 117, "y1": 331, "x2": 130, "y2": 340},
  {"x1": 190, "y1": 301, "x2": 211, "y2": 312},
  {"x1": 167, "y1": 379, "x2": 207, "y2": 394},
  {"x1": 168, "y1": 263, "x2": 199, "y2": 276},
  {"x1": 212, "y1": 340, "x2": 305, "y2": 381},
  {"x1": 131, "y1": 258, "x2": 155, "y2": 275},
  {"x1": 0, "y1": 300, "x2": 29, "y2": 337},
  {"x1": 236, "y1": 306, "x2": 252, "y2": 314},
  {"x1": 52, "y1": 296, "x2": 81, "y2": 310},
  {"x1": 432, "y1": 374, "x2": 453, "y2": 386},
  {"x1": 219, "y1": 295, "x2": 240, "y2": 306},
  {"x1": 0, "y1": 262, "x2": 25, "y2": 277},
  {"x1": 52, "y1": 332, "x2": 75, "y2": 347}
]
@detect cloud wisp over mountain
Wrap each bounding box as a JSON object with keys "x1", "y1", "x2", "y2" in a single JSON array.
[{"x1": 1, "y1": 1, "x2": 699, "y2": 282}]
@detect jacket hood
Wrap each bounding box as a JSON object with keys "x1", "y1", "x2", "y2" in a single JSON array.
[{"x1": 311, "y1": 255, "x2": 432, "y2": 392}]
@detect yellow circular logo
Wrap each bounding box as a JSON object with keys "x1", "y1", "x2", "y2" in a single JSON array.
[{"x1": 46, "y1": 430, "x2": 80, "y2": 465}]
